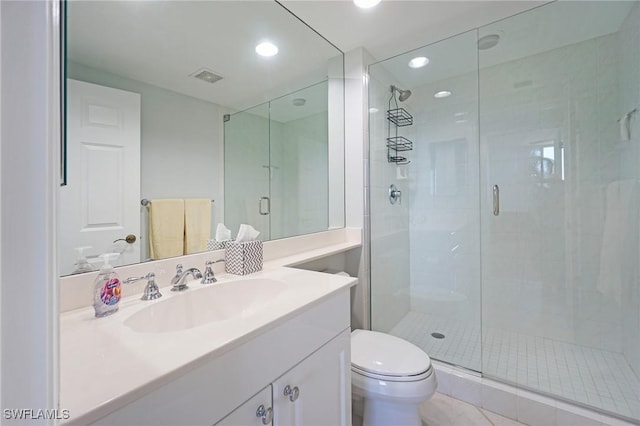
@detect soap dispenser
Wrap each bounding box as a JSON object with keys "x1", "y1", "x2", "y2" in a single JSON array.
[
  {"x1": 72, "y1": 246, "x2": 96, "y2": 274},
  {"x1": 93, "y1": 253, "x2": 122, "y2": 318}
]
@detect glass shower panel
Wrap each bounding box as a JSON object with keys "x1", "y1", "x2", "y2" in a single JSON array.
[
  {"x1": 269, "y1": 81, "x2": 329, "y2": 240},
  {"x1": 479, "y1": 1, "x2": 640, "y2": 420},
  {"x1": 224, "y1": 103, "x2": 271, "y2": 240},
  {"x1": 369, "y1": 30, "x2": 482, "y2": 372}
]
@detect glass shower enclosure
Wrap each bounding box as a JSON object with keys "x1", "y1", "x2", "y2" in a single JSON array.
[
  {"x1": 224, "y1": 81, "x2": 329, "y2": 241},
  {"x1": 369, "y1": 1, "x2": 640, "y2": 421}
]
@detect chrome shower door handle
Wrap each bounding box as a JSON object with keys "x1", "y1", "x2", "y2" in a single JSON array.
[
  {"x1": 258, "y1": 196, "x2": 270, "y2": 215},
  {"x1": 493, "y1": 185, "x2": 500, "y2": 216}
]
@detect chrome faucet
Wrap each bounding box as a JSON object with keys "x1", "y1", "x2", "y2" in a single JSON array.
[{"x1": 171, "y1": 267, "x2": 202, "y2": 292}]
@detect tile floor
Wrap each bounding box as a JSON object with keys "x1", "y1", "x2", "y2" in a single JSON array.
[
  {"x1": 391, "y1": 311, "x2": 640, "y2": 421},
  {"x1": 352, "y1": 392, "x2": 525, "y2": 426}
]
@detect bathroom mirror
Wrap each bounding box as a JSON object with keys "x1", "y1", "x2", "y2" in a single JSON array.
[{"x1": 60, "y1": 1, "x2": 344, "y2": 276}]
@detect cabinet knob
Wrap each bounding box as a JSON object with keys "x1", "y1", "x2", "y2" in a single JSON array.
[
  {"x1": 256, "y1": 404, "x2": 273, "y2": 425},
  {"x1": 283, "y1": 385, "x2": 300, "y2": 402}
]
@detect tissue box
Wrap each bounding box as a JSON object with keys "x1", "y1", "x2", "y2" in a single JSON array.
[
  {"x1": 225, "y1": 240, "x2": 263, "y2": 275},
  {"x1": 207, "y1": 239, "x2": 231, "y2": 251}
]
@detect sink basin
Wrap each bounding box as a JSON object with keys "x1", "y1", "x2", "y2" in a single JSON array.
[{"x1": 124, "y1": 278, "x2": 288, "y2": 333}]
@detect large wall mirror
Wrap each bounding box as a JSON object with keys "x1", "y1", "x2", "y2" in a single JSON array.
[{"x1": 60, "y1": 1, "x2": 345, "y2": 276}]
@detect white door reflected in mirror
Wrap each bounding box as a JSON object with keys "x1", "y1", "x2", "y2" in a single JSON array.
[{"x1": 60, "y1": 80, "x2": 141, "y2": 276}]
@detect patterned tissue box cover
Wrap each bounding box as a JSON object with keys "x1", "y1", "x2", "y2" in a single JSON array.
[
  {"x1": 225, "y1": 240, "x2": 263, "y2": 275},
  {"x1": 207, "y1": 239, "x2": 231, "y2": 251}
]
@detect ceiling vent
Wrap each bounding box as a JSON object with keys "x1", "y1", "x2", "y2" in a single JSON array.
[{"x1": 191, "y1": 68, "x2": 223, "y2": 84}]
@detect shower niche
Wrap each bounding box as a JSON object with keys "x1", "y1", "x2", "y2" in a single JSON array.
[{"x1": 386, "y1": 85, "x2": 413, "y2": 165}]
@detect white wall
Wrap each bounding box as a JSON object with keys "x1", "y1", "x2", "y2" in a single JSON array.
[
  {"x1": 344, "y1": 48, "x2": 375, "y2": 331},
  {"x1": 67, "y1": 62, "x2": 224, "y2": 260},
  {"x1": 271, "y1": 112, "x2": 329, "y2": 239},
  {"x1": 1, "y1": 0, "x2": 58, "y2": 421}
]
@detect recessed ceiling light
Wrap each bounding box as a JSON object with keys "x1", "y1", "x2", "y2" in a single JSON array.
[
  {"x1": 292, "y1": 98, "x2": 306, "y2": 107},
  {"x1": 354, "y1": 0, "x2": 381, "y2": 9},
  {"x1": 369, "y1": 107, "x2": 379, "y2": 114},
  {"x1": 408, "y1": 56, "x2": 429, "y2": 69},
  {"x1": 256, "y1": 41, "x2": 278, "y2": 57},
  {"x1": 434, "y1": 90, "x2": 452, "y2": 99}
]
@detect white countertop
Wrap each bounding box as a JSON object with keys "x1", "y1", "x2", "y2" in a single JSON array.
[{"x1": 60, "y1": 265, "x2": 357, "y2": 424}]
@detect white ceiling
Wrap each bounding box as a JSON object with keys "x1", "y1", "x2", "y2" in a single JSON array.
[
  {"x1": 70, "y1": 0, "x2": 630, "y2": 116},
  {"x1": 67, "y1": 1, "x2": 340, "y2": 112},
  {"x1": 279, "y1": 1, "x2": 549, "y2": 61}
]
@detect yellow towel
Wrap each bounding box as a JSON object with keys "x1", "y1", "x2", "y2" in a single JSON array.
[
  {"x1": 149, "y1": 199, "x2": 185, "y2": 260},
  {"x1": 184, "y1": 199, "x2": 212, "y2": 255}
]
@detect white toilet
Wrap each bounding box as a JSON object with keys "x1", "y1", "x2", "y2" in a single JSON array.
[{"x1": 351, "y1": 329, "x2": 437, "y2": 426}]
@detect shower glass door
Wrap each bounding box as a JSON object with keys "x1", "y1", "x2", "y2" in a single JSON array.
[
  {"x1": 368, "y1": 30, "x2": 482, "y2": 372},
  {"x1": 224, "y1": 102, "x2": 271, "y2": 240},
  {"x1": 225, "y1": 82, "x2": 330, "y2": 242},
  {"x1": 479, "y1": 2, "x2": 640, "y2": 420}
]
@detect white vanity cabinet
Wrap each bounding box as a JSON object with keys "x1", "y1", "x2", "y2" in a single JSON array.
[
  {"x1": 217, "y1": 329, "x2": 350, "y2": 426},
  {"x1": 87, "y1": 288, "x2": 352, "y2": 426},
  {"x1": 272, "y1": 329, "x2": 350, "y2": 426}
]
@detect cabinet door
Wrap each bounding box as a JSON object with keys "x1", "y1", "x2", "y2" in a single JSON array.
[
  {"x1": 272, "y1": 329, "x2": 351, "y2": 426},
  {"x1": 216, "y1": 385, "x2": 273, "y2": 426}
]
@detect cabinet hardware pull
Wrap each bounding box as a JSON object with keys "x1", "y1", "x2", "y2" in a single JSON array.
[
  {"x1": 256, "y1": 404, "x2": 273, "y2": 425},
  {"x1": 283, "y1": 385, "x2": 300, "y2": 402}
]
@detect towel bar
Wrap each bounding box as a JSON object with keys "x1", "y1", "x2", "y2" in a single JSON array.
[{"x1": 141, "y1": 198, "x2": 214, "y2": 207}]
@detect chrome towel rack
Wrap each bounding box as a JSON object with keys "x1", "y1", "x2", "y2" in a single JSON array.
[{"x1": 141, "y1": 198, "x2": 214, "y2": 207}]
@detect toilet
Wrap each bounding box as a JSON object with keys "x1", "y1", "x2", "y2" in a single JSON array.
[{"x1": 351, "y1": 329, "x2": 437, "y2": 426}]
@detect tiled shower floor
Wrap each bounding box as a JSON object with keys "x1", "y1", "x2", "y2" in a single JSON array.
[{"x1": 390, "y1": 311, "x2": 640, "y2": 421}]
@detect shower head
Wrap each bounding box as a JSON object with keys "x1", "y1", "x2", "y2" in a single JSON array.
[{"x1": 391, "y1": 85, "x2": 412, "y2": 102}]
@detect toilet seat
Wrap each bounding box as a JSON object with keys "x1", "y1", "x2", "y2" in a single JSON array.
[
  {"x1": 351, "y1": 363, "x2": 434, "y2": 383},
  {"x1": 351, "y1": 329, "x2": 432, "y2": 380}
]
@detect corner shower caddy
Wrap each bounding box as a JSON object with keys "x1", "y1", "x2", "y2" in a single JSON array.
[{"x1": 387, "y1": 86, "x2": 413, "y2": 165}]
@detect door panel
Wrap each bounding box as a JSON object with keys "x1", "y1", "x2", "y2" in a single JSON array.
[{"x1": 60, "y1": 79, "x2": 141, "y2": 275}]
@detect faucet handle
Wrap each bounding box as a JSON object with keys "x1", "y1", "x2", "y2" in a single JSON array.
[
  {"x1": 123, "y1": 272, "x2": 163, "y2": 301},
  {"x1": 201, "y1": 259, "x2": 224, "y2": 285},
  {"x1": 171, "y1": 264, "x2": 183, "y2": 285},
  {"x1": 141, "y1": 272, "x2": 162, "y2": 301}
]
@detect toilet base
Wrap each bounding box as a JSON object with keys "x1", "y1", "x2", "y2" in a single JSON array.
[{"x1": 362, "y1": 399, "x2": 422, "y2": 426}]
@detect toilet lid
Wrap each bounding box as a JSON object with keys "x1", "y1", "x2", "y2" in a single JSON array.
[{"x1": 351, "y1": 329, "x2": 431, "y2": 377}]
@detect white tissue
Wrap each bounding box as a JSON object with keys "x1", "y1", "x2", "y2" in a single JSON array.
[
  {"x1": 235, "y1": 224, "x2": 260, "y2": 243},
  {"x1": 215, "y1": 223, "x2": 231, "y2": 241}
]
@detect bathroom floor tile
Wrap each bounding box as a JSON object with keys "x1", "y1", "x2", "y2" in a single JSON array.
[
  {"x1": 392, "y1": 311, "x2": 640, "y2": 422},
  {"x1": 419, "y1": 393, "x2": 526, "y2": 426}
]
